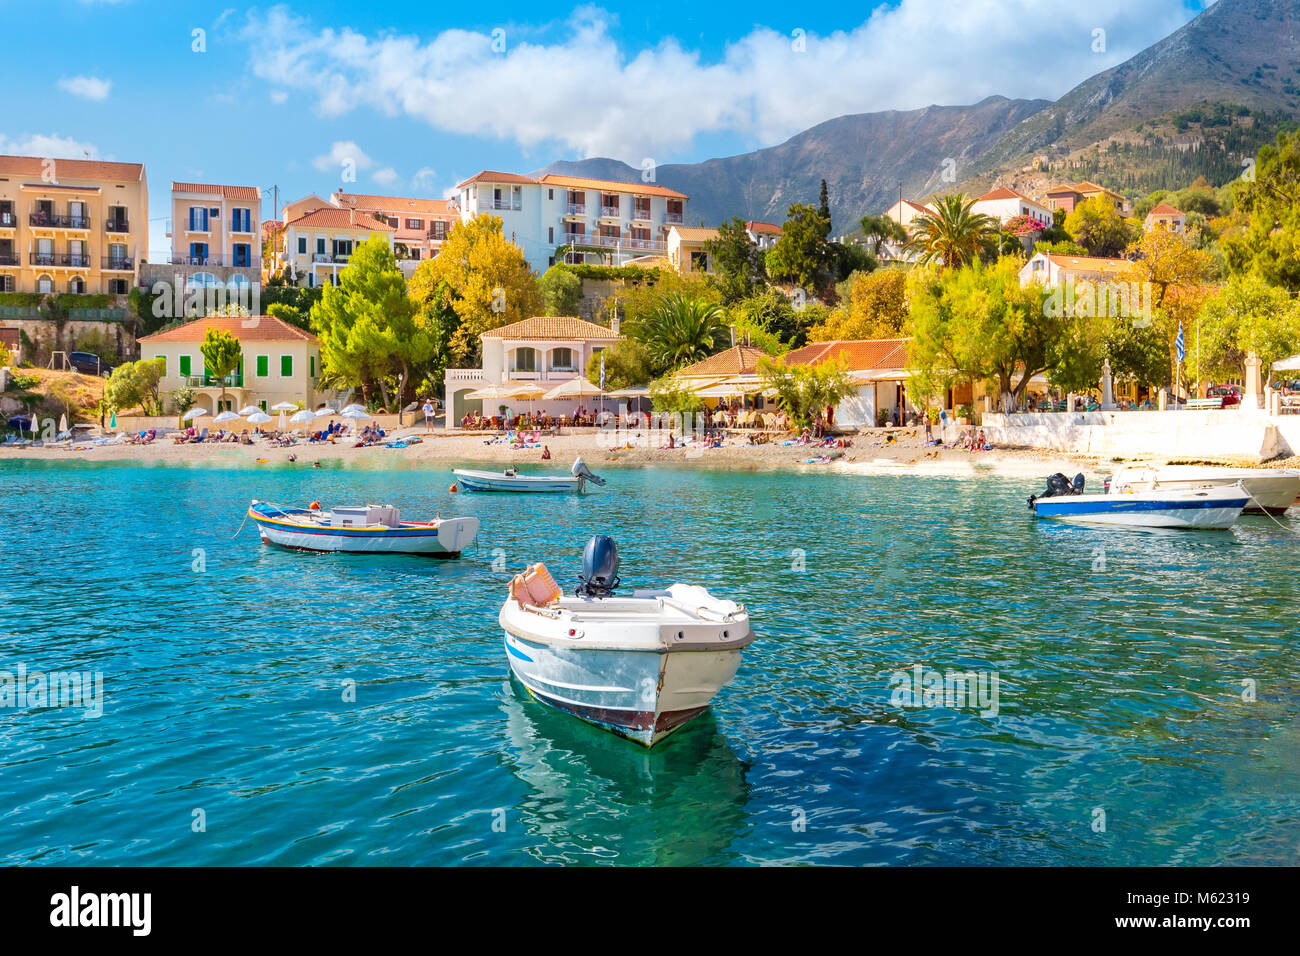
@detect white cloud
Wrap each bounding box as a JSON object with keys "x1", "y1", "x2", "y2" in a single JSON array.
[
  {"x1": 372, "y1": 167, "x2": 399, "y2": 186},
  {"x1": 0, "y1": 133, "x2": 101, "y2": 160},
  {"x1": 57, "y1": 76, "x2": 112, "y2": 101},
  {"x1": 312, "y1": 139, "x2": 375, "y2": 173},
  {"x1": 411, "y1": 166, "x2": 438, "y2": 193},
  {"x1": 270, "y1": 90, "x2": 289, "y2": 104},
  {"x1": 241, "y1": 2, "x2": 1198, "y2": 163}
]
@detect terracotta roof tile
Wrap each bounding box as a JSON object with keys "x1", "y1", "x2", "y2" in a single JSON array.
[
  {"x1": 172, "y1": 182, "x2": 261, "y2": 200},
  {"x1": 284, "y1": 207, "x2": 395, "y2": 231},
  {"x1": 481, "y1": 316, "x2": 623, "y2": 340},
  {"x1": 672, "y1": 226, "x2": 719, "y2": 242},
  {"x1": 332, "y1": 192, "x2": 456, "y2": 215},
  {"x1": 0, "y1": 154, "x2": 144, "y2": 182},
  {"x1": 746, "y1": 220, "x2": 782, "y2": 234},
  {"x1": 538, "y1": 174, "x2": 687, "y2": 200},
  {"x1": 1045, "y1": 254, "x2": 1131, "y2": 275},
  {"x1": 138, "y1": 315, "x2": 317, "y2": 344},
  {"x1": 1146, "y1": 203, "x2": 1185, "y2": 217},
  {"x1": 676, "y1": 345, "x2": 769, "y2": 377},
  {"x1": 456, "y1": 170, "x2": 540, "y2": 189},
  {"x1": 784, "y1": 338, "x2": 911, "y2": 371}
]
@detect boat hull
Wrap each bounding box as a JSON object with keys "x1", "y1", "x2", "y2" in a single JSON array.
[
  {"x1": 250, "y1": 510, "x2": 478, "y2": 556},
  {"x1": 453, "y1": 469, "x2": 582, "y2": 493},
  {"x1": 1033, "y1": 493, "x2": 1247, "y2": 529},
  {"x1": 1109, "y1": 466, "x2": 1300, "y2": 514},
  {"x1": 503, "y1": 631, "x2": 744, "y2": 746}
]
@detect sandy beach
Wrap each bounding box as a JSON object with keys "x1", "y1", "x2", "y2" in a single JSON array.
[{"x1": 5, "y1": 424, "x2": 1107, "y2": 478}]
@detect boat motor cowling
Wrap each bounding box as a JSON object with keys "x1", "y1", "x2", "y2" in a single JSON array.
[
  {"x1": 577, "y1": 534, "x2": 620, "y2": 596},
  {"x1": 571, "y1": 457, "x2": 606, "y2": 487},
  {"x1": 1027, "y1": 472, "x2": 1086, "y2": 510}
]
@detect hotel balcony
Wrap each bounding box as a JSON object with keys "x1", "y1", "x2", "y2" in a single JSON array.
[
  {"x1": 0, "y1": 212, "x2": 16, "y2": 229},
  {"x1": 665, "y1": 212, "x2": 683, "y2": 224},
  {"x1": 598, "y1": 205, "x2": 621, "y2": 218},
  {"x1": 102, "y1": 256, "x2": 135, "y2": 271},
  {"x1": 30, "y1": 252, "x2": 92, "y2": 268},
  {"x1": 29, "y1": 214, "x2": 91, "y2": 230},
  {"x1": 564, "y1": 233, "x2": 665, "y2": 252},
  {"x1": 169, "y1": 254, "x2": 261, "y2": 269},
  {"x1": 479, "y1": 200, "x2": 522, "y2": 212},
  {"x1": 104, "y1": 219, "x2": 130, "y2": 234},
  {"x1": 0, "y1": 252, "x2": 20, "y2": 266},
  {"x1": 445, "y1": 368, "x2": 486, "y2": 385},
  {"x1": 184, "y1": 373, "x2": 243, "y2": 388},
  {"x1": 565, "y1": 203, "x2": 586, "y2": 216}
]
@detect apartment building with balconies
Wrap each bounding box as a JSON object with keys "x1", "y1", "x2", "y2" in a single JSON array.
[
  {"x1": 328, "y1": 191, "x2": 458, "y2": 275},
  {"x1": 454, "y1": 171, "x2": 688, "y2": 273},
  {"x1": 151, "y1": 182, "x2": 262, "y2": 297},
  {"x1": 277, "y1": 205, "x2": 395, "y2": 287},
  {"x1": 0, "y1": 154, "x2": 147, "y2": 297}
]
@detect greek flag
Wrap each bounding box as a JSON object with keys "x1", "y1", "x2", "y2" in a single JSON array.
[
  {"x1": 599, "y1": 353, "x2": 605, "y2": 389},
  {"x1": 1176, "y1": 322, "x2": 1185, "y2": 364}
]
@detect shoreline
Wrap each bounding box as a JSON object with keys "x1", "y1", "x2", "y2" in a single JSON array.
[{"x1": 1, "y1": 425, "x2": 1119, "y2": 478}]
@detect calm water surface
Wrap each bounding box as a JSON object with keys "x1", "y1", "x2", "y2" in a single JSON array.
[{"x1": 3, "y1": 458, "x2": 1299, "y2": 865}]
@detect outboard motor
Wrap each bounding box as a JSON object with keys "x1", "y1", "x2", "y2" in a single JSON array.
[
  {"x1": 571, "y1": 456, "x2": 606, "y2": 487},
  {"x1": 1027, "y1": 472, "x2": 1083, "y2": 510},
  {"x1": 576, "y1": 534, "x2": 620, "y2": 597}
]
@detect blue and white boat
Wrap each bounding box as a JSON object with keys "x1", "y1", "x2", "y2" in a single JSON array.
[
  {"x1": 248, "y1": 501, "x2": 479, "y2": 556},
  {"x1": 1029, "y1": 474, "x2": 1248, "y2": 529},
  {"x1": 453, "y1": 457, "x2": 604, "y2": 494}
]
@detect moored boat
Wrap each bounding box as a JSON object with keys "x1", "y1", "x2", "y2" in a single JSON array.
[
  {"x1": 248, "y1": 501, "x2": 479, "y2": 556},
  {"x1": 453, "y1": 457, "x2": 604, "y2": 493},
  {"x1": 499, "y1": 536, "x2": 754, "y2": 747},
  {"x1": 1106, "y1": 464, "x2": 1300, "y2": 515},
  {"x1": 1028, "y1": 472, "x2": 1248, "y2": 529}
]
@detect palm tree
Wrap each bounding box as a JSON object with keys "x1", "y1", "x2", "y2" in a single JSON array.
[
  {"x1": 638, "y1": 293, "x2": 728, "y2": 369},
  {"x1": 904, "y1": 194, "x2": 998, "y2": 268}
]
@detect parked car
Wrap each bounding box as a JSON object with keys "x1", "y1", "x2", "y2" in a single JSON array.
[
  {"x1": 1206, "y1": 383, "x2": 1243, "y2": 407},
  {"x1": 67, "y1": 351, "x2": 113, "y2": 377}
]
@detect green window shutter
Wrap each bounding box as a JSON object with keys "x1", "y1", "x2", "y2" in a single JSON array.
[
  {"x1": 256, "y1": 355, "x2": 268, "y2": 377},
  {"x1": 179, "y1": 355, "x2": 191, "y2": 376},
  {"x1": 281, "y1": 355, "x2": 293, "y2": 377},
  {"x1": 310, "y1": 355, "x2": 315, "y2": 378}
]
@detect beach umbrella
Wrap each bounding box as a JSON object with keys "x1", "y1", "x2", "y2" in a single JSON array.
[
  {"x1": 314, "y1": 407, "x2": 339, "y2": 419},
  {"x1": 183, "y1": 407, "x2": 210, "y2": 422},
  {"x1": 238, "y1": 405, "x2": 261, "y2": 416},
  {"x1": 58, "y1": 413, "x2": 68, "y2": 435},
  {"x1": 271, "y1": 402, "x2": 298, "y2": 411},
  {"x1": 247, "y1": 411, "x2": 272, "y2": 425},
  {"x1": 341, "y1": 407, "x2": 370, "y2": 437},
  {"x1": 542, "y1": 377, "x2": 606, "y2": 401},
  {"x1": 109, "y1": 409, "x2": 117, "y2": 429},
  {"x1": 213, "y1": 410, "x2": 240, "y2": 424},
  {"x1": 341, "y1": 403, "x2": 367, "y2": 414},
  {"x1": 290, "y1": 409, "x2": 315, "y2": 425},
  {"x1": 507, "y1": 382, "x2": 546, "y2": 418}
]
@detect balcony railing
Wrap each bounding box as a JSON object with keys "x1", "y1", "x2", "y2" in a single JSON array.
[
  {"x1": 599, "y1": 205, "x2": 620, "y2": 218},
  {"x1": 565, "y1": 203, "x2": 586, "y2": 216},
  {"x1": 312, "y1": 253, "x2": 349, "y2": 264},
  {"x1": 631, "y1": 207, "x2": 652, "y2": 221},
  {"x1": 30, "y1": 213, "x2": 91, "y2": 229},
  {"x1": 102, "y1": 256, "x2": 134, "y2": 271},
  {"x1": 564, "y1": 233, "x2": 665, "y2": 252},
  {"x1": 0, "y1": 212, "x2": 16, "y2": 228},
  {"x1": 665, "y1": 212, "x2": 683, "y2": 224},
  {"x1": 104, "y1": 219, "x2": 130, "y2": 233},
  {"x1": 0, "y1": 252, "x2": 19, "y2": 266},
  {"x1": 184, "y1": 373, "x2": 243, "y2": 388},
  {"x1": 480, "y1": 200, "x2": 522, "y2": 212},
  {"x1": 169, "y1": 254, "x2": 261, "y2": 268},
  {"x1": 30, "y1": 252, "x2": 91, "y2": 267}
]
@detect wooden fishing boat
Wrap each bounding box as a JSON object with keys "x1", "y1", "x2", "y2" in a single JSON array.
[{"x1": 248, "y1": 501, "x2": 478, "y2": 557}]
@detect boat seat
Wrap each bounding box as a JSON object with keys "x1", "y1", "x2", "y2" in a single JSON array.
[{"x1": 511, "y1": 562, "x2": 561, "y2": 608}]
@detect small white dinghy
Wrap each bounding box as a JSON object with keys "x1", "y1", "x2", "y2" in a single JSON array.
[
  {"x1": 1106, "y1": 464, "x2": 1300, "y2": 515},
  {"x1": 453, "y1": 457, "x2": 604, "y2": 494},
  {"x1": 248, "y1": 501, "x2": 479, "y2": 557},
  {"x1": 500, "y1": 536, "x2": 754, "y2": 747},
  {"x1": 1028, "y1": 472, "x2": 1248, "y2": 529}
]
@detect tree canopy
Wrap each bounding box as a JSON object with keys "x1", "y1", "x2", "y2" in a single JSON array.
[{"x1": 904, "y1": 194, "x2": 997, "y2": 268}]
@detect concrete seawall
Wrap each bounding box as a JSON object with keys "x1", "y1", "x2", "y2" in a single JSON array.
[{"x1": 973, "y1": 409, "x2": 1300, "y2": 462}]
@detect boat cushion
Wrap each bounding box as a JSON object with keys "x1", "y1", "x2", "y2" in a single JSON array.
[{"x1": 511, "y1": 563, "x2": 561, "y2": 607}]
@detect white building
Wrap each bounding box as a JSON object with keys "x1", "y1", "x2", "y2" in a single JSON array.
[
  {"x1": 1144, "y1": 203, "x2": 1187, "y2": 234},
  {"x1": 745, "y1": 220, "x2": 782, "y2": 250},
  {"x1": 443, "y1": 315, "x2": 623, "y2": 424},
  {"x1": 454, "y1": 172, "x2": 688, "y2": 273},
  {"x1": 970, "y1": 187, "x2": 1052, "y2": 227}
]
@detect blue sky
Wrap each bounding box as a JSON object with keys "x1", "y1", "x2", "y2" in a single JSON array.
[{"x1": 0, "y1": 0, "x2": 1211, "y2": 257}]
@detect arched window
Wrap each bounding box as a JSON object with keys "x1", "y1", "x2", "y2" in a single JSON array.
[
  {"x1": 37, "y1": 274, "x2": 53, "y2": 293},
  {"x1": 69, "y1": 276, "x2": 86, "y2": 294},
  {"x1": 185, "y1": 272, "x2": 221, "y2": 289},
  {"x1": 550, "y1": 347, "x2": 576, "y2": 372}
]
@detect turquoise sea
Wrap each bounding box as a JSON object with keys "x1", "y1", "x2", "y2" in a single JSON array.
[{"x1": 3, "y1": 458, "x2": 1299, "y2": 866}]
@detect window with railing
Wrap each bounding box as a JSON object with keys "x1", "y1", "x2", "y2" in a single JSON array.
[
  {"x1": 666, "y1": 200, "x2": 683, "y2": 223},
  {"x1": 188, "y1": 207, "x2": 209, "y2": 231},
  {"x1": 231, "y1": 208, "x2": 252, "y2": 232},
  {"x1": 633, "y1": 199, "x2": 651, "y2": 219},
  {"x1": 511, "y1": 347, "x2": 538, "y2": 373},
  {"x1": 550, "y1": 347, "x2": 576, "y2": 372}
]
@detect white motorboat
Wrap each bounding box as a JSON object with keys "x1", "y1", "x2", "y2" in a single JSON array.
[
  {"x1": 1028, "y1": 472, "x2": 1248, "y2": 529},
  {"x1": 1106, "y1": 464, "x2": 1300, "y2": 515},
  {"x1": 453, "y1": 457, "x2": 604, "y2": 494},
  {"x1": 248, "y1": 501, "x2": 479, "y2": 556},
  {"x1": 499, "y1": 536, "x2": 754, "y2": 747}
]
